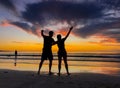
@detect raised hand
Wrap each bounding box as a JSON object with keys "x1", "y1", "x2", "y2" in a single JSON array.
[
  {"x1": 41, "y1": 30, "x2": 44, "y2": 32},
  {"x1": 70, "y1": 26, "x2": 73, "y2": 30},
  {"x1": 41, "y1": 30, "x2": 45, "y2": 37}
]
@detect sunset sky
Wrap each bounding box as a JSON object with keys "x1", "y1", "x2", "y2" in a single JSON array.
[{"x1": 0, "y1": 0, "x2": 120, "y2": 53}]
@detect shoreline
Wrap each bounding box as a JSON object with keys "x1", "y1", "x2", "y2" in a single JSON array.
[
  {"x1": 0, "y1": 54, "x2": 120, "y2": 58},
  {"x1": 0, "y1": 69, "x2": 120, "y2": 88},
  {"x1": 0, "y1": 58, "x2": 120, "y2": 63}
]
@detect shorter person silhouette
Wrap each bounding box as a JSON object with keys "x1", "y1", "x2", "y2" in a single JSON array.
[
  {"x1": 55, "y1": 26, "x2": 73, "y2": 76},
  {"x1": 14, "y1": 50, "x2": 17, "y2": 66}
]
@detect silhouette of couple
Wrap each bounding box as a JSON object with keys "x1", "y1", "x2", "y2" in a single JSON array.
[{"x1": 37, "y1": 26, "x2": 73, "y2": 76}]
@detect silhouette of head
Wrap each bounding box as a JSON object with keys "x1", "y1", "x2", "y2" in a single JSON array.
[
  {"x1": 49, "y1": 31, "x2": 54, "y2": 37},
  {"x1": 57, "y1": 34, "x2": 62, "y2": 40}
]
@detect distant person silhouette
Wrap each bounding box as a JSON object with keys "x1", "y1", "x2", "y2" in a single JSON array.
[
  {"x1": 38, "y1": 30, "x2": 55, "y2": 75},
  {"x1": 14, "y1": 50, "x2": 17, "y2": 66},
  {"x1": 55, "y1": 26, "x2": 73, "y2": 76}
]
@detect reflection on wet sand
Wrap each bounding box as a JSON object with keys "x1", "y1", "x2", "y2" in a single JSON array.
[{"x1": 0, "y1": 60, "x2": 120, "y2": 76}]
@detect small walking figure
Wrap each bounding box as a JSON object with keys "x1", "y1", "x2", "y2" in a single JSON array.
[{"x1": 14, "y1": 50, "x2": 17, "y2": 66}]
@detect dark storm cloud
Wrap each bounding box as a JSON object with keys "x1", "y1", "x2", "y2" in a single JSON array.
[
  {"x1": 74, "y1": 20, "x2": 120, "y2": 41},
  {"x1": 102, "y1": 29, "x2": 120, "y2": 42},
  {"x1": 11, "y1": 22, "x2": 40, "y2": 36},
  {"x1": 0, "y1": 0, "x2": 16, "y2": 11},
  {"x1": 22, "y1": 1, "x2": 104, "y2": 25},
  {"x1": 21, "y1": 0, "x2": 120, "y2": 43},
  {"x1": 11, "y1": 22, "x2": 31, "y2": 29},
  {"x1": 0, "y1": 0, "x2": 120, "y2": 43},
  {"x1": 101, "y1": 0, "x2": 120, "y2": 9}
]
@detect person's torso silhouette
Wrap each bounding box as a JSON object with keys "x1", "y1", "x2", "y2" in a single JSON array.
[
  {"x1": 43, "y1": 36, "x2": 54, "y2": 51},
  {"x1": 42, "y1": 35, "x2": 54, "y2": 60},
  {"x1": 57, "y1": 37, "x2": 66, "y2": 56}
]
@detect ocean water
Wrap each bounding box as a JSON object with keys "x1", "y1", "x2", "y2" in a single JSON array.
[{"x1": 0, "y1": 51, "x2": 120, "y2": 76}]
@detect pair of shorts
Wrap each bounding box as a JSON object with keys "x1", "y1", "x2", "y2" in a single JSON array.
[
  {"x1": 58, "y1": 50, "x2": 67, "y2": 58},
  {"x1": 41, "y1": 50, "x2": 53, "y2": 60}
]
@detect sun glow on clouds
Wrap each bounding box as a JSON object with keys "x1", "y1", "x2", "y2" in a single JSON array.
[
  {"x1": 0, "y1": 24, "x2": 43, "y2": 51},
  {"x1": 0, "y1": 0, "x2": 120, "y2": 52},
  {"x1": 1, "y1": 20, "x2": 120, "y2": 52}
]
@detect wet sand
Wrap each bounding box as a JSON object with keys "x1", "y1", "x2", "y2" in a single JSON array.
[{"x1": 0, "y1": 69, "x2": 120, "y2": 88}]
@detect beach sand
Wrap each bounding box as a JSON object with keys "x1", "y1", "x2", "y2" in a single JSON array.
[{"x1": 0, "y1": 69, "x2": 120, "y2": 88}]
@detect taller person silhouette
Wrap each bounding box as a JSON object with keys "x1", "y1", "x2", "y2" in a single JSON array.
[
  {"x1": 38, "y1": 30, "x2": 55, "y2": 75},
  {"x1": 55, "y1": 26, "x2": 73, "y2": 76}
]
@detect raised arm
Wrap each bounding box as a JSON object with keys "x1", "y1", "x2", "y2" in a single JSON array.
[
  {"x1": 64, "y1": 26, "x2": 73, "y2": 40},
  {"x1": 52, "y1": 41, "x2": 58, "y2": 45},
  {"x1": 41, "y1": 30, "x2": 45, "y2": 37}
]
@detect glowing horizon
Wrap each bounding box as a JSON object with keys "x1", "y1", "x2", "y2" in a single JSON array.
[{"x1": 0, "y1": 25, "x2": 120, "y2": 53}]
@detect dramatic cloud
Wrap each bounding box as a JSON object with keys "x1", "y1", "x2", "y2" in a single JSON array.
[
  {"x1": 0, "y1": 20, "x2": 41, "y2": 37},
  {"x1": 11, "y1": 22, "x2": 41, "y2": 37},
  {"x1": 74, "y1": 20, "x2": 120, "y2": 42},
  {"x1": 101, "y1": 0, "x2": 120, "y2": 10},
  {"x1": 0, "y1": 0, "x2": 15, "y2": 10},
  {"x1": 0, "y1": 0, "x2": 19, "y2": 16},
  {"x1": 102, "y1": 29, "x2": 120, "y2": 42},
  {"x1": 0, "y1": 0, "x2": 120, "y2": 43},
  {"x1": 22, "y1": 1, "x2": 104, "y2": 25},
  {"x1": 74, "y1": 20, "x2": 120, "y2": 36}
]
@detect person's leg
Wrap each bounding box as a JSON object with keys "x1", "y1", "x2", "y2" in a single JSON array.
[
  {"x1": 63, "y1": 56, "x2": 70, "y2": 75},
  {"x1": 48, "y1": 52, "x2": 54, "y2": 75},
  {"x1": 38, "y1": 59, "x2": 44, "y2": 75},
  {"x1": 49, "y1": 59, "x2": 53, "y2": 75},
  {"x1": 58, "y1": 56, "x2": 62, "y2": 76},
  {"x1": 14, "y1": 55, "x2": 17, "y2": 66}
]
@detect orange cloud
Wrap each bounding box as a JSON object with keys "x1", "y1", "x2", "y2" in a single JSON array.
[
  {"x1": 88, "y1": 36, "x2": 119, "y2": 46},
  {"x1": 12, "y1": 41, "x2": 42, "y2": 45},
  {"x1": 0, "y1": 20, "x2": 10, "y2": 26},
  {"x1": 0, "y1": 20, "x2": 42, "y2": 37},
  {"x1": 85, "y1": 34, "x2": 120, "y2": 47}
]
